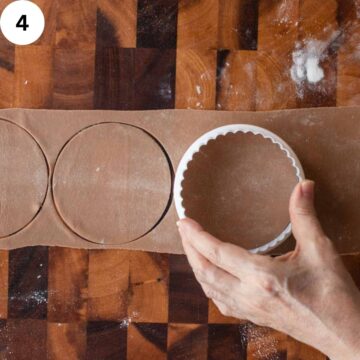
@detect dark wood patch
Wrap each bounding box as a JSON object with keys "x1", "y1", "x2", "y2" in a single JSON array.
[
  {"x1": 208, "y1": 324, "x2": 247, "y2": 360},
  {"x1": 134, "y1": 48, "x2": 176, "y2": 110},
  {"x1": 8, "y1": 247, "x2": 48, "y2": 319},
  {"x1": 168, "y1": 255, "x2": 208, "y2": 324},
  {"x1": 4, "y1": 319, "x2": 47, "y2": 359},
  {"x1": 94, "y1": 47, "x2": 135, "y2": 110},
  {"x1": 86, "y1": 321, "x2": 127, "y2": 359},
  {"x1": 137, "y1": 0, "x2": 178, "y2": 49},
  {"x1": 96, "y1": 9, "x2": 119, "y2": 48}
]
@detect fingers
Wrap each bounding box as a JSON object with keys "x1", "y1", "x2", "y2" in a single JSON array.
[
  {"x1": 178, "y1": 218, "x2": 272, "y2": 279},
  {"x1": 181, "y1": 228, "x2": 239, "y2": 296},
  {"x1": 289, "y1": 180, "x2": 326, "y2": 248}
]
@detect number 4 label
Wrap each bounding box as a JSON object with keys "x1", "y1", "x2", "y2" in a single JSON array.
[
  {"x1": 16, "y1": 15, "x2": 29, "y2": 31},
  {"x1": 0, "y1": 1, "x2": 44, "y2": 45}
]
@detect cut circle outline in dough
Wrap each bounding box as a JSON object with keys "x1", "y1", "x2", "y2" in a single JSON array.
[
  {"x1": 51, "y1": 122, "x2": 174, "y2": 245},
  {"x1": 174, "y1": 124, "x2": 305, "y2": 254},
  {"x1": 0, "y1": 118, "x2": 49, "y2": 239}
]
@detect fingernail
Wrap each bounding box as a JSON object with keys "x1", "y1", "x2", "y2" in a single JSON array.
[
  {"x1": 300, "y1": 180, "x2": 314, "y2": 199},
  {"x1": 176, "y1": 221, "x2": 181, "y2": 227}
]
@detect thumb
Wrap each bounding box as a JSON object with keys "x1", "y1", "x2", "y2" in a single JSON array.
[{"x1": 289, "y1": 180, "x2": 326, "y2": 248}]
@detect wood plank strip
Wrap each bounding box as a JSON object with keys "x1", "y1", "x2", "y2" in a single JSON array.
[
  {"x1": 48, "y1": 248, "x2": 88, "y2": 323},
  {"x1": 247, "y1": 325, "x2": 287, "y2": 360},
  {"x1": 297, "y1": 0, "x2": 339, "y2": 108},
  {"x1": 97, "y1": 0, "x2": 137, "y2": 48},
  {"x1": 134, "y1": 48, "x2": 176, "y2": 110},
  {"x1": 208, "y1": 324, "x2": 247, "y2": 360},
  {"x1": 0, "y1": 1, "x2": 15, "y2": 108},
  {"x1": 88, "y1": 250, "x2": 129, "y2": 321},
  {"x1": 8, "y1": 247, "x2": 48, "y2": 319},
  {"x1": 32, "y1": 0, "x2": 57, "y2": 46},
  {"x1": 128, "y1": 252, "x2": 169, "y2": 323},
  {"x1": 168, "y1": 255, "x2": 208, "y2": 324},
  {"x1": 216, "y1": 50, "x2": 257, "y2": 111},
  {"x1": 137, "y1": 0, "x2": 178, "y2": 49},
  {"x1": 256, "y1": 0, "x2": 299, "y2": 110},
  {"x1": 177, "y1": 0, "x2": 219, "y2": 49},
  {"x1": 127, "y1": 323, "x2": 167, "y2": 360},
  {"x1": 4, "y1": 319, "x2": 47, "y2": 359},
  {"x1": 56, "y1": 0, "x2": 97, "y2": 48},
  {"x1": 0, "y1": 320, "x2": 6, "y2": 357},
  {"x1": 175, "y1": 49, "x2": 217, "y2": 110},
  {"x1": 86, "y1": 321, "x2": 127, "y2": 359},
  {"x1": 218, "y1": 0, "x2": 259, "y2": 50},
  {"x1": 94, "y1": 48, "x2": 135, "y2": 110},
  {"x1": 336, "y1": 0, "x2": 360, "y2": 106},
  {"x1": 53, "y1": 48, "x2": 95, "y2": 109},
  {"x1": 168, "y1": 323, "x2": 208, "y2": 359},
  {"x1": 0, "y1": 251, "x2": 8, "y2": 319},
  {"x1": 14, "y1": 46, "x2": 54, "y2": 108},
  {"x1": 47, "y1": 322, "x2": 86, "y2": 360}
]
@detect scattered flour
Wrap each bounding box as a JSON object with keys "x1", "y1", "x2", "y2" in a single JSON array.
[
  {"x1": 290, "y1": 43, "x2": 324, "y2": 84},
  {"x1": 291, "y1": 31, "x2": 340, "y2": 85}
]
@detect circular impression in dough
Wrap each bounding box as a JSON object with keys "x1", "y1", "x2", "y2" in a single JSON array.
[
  {"x1": 52, "y1": 123, "x2": 172, "y2": 245},
  {"x1": 175, "y1": 125, "x2": 304, "y2": 253},
  {"x1": 0, "y1": 119, "x2": 48, "y2": 238}
]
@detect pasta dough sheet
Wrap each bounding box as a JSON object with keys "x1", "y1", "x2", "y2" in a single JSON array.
[{"x1": 0, "y1": 107, "x2": 358, "y2": 255}]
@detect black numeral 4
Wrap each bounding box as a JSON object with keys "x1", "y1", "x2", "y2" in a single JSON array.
[{"x1": 16, "y1": 15, "x2": 29, "y2": 31}]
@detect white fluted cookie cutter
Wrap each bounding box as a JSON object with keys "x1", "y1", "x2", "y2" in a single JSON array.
[{"x1": 174, "y1": 124, "x2": 305, "y2": 254}]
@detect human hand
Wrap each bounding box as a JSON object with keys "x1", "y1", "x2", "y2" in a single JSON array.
[{"x1": 177, "y1": 180, "x2": 360, "y2": 360}]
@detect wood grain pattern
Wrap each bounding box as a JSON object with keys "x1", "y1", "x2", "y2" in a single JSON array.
[
  {"x1": 256, "y1": 0, "x2": 299, "y2": 111},
  {"x1": 4, "y1": 319, "x2": 47, "y2": 359},
  {"x1": 56, "y1": 0, "x2": 97, "y2": 48},
  {"x1": 53, "y1": 48, "x2": 95, "y2": 109},
  {"x1": 97, "y1": 0, "x2": 137, "y2": 48},
  {"x1": 0, "y1": 251, "x2": 8, "y2": 319},
  {"x1": 336, "y1": 0, "x2": 360, "y2": 105},
  {"x1": 297, "y1": 0, "x2": 339, "y2": 108},
  {"x1": 218, "y1": 0, "x2": 259, "y2": 50},
  {"x1": 32, "y1": 0, "x2": 58, "y2": 46},
  {"x1": 94, "y1": 47, "x2": 135, "y2": 110},
  {"x1": 247, "y1": 325, "x2": 287, "y2": 360},
  {"x1": 128, "y1": 252, "x2": 169, "y2": 323},
  {"x1": 134, "y1": 48, "x2": 176, "y2": 109},
  {"x1": 216, "y1": 50, "x2": 257, "y2": 111},
  {"x1": 177, "y1": 0, "x2": 219, "y2": 49},
  {"x1": 88, "y1": 250, "x2": 129, "y2": 321},
  {"x1": 48, "y1": 248, "x2": 88, "y2": 323},
  {"x1": 208, "y1": 324, "x2": 247, "y2": 360},
  {"x1": 8, "y1": 247, "x2": 48, "y2": 319},
  {"x1": 47, "y1": 322, "x2": 86, "y2": 360},
  {"x1": 175, "y1": 49, "x2": 217, "y2": 109},
  {"x1": 168, "y1": 323, "x2": 208, "y2": 359},
  {"x1": 15, "y1": 46, "x2": 54, "y2": 108},
  {"x1": 168, "y1": 255, "x2": 208, "y2": 324},
  {"x1": 127, "y1": 323, "x2": 167, "y2": 360},
  {"x1": 86, "y1": 321, "x2": 127, "y2": 359},
  {"x1": 137, "y1": 0, "x2": 178, "y2": 49}
]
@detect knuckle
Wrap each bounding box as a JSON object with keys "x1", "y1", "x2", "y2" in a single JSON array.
[
  {"x1": 209, "y1": 244, "x2": 223, "y2": 265},
  {"x1": 257, "y1": 273, "x2": 282, "y2": 297}
]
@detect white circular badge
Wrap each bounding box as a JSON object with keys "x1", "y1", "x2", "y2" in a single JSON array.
[{"x1": 0, "y1": 1, "x2": 45, "y2": 45}]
